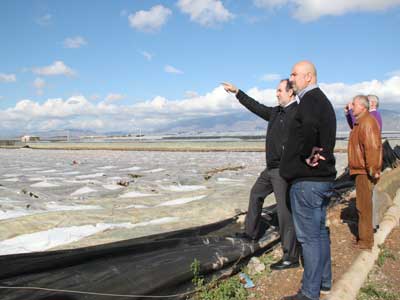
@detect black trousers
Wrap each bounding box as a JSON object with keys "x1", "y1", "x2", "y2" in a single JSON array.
[{"x1": 245, "y1": 168, "x2": 299, "y2": 261}]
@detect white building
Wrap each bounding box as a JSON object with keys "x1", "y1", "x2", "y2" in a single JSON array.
[{"x1": 21, "y1": 135, "x2": 40, "y2": 142}]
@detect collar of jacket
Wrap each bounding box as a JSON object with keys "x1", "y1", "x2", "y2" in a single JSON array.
[
  {"x1": 354, "y1": 110, "x2": 369, "y2": 125},
  {"x1": 278, "y1": 100, "x2": 296, "y2": 113}
]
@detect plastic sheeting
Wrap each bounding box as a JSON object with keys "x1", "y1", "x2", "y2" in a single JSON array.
[{"x1": 0, "y1": 215, "x2": 279, "y2": 300}]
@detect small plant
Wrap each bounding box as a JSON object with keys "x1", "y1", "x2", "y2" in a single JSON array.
[
  {"x1": 191, "y1": 259, "x2": 205, "y2": 288},
  {"x1": 358, "y1": 283, "x2": 398, "y2": 300},
  {"x1": 190, "y1": 258, "x2": 248, "y2": 300},
  {"x1": 258, "y1": 252, "x2": 275, "y2": 269},
  {"x1": 377, "y1": 245, "x2": 396, "y2": 267}
]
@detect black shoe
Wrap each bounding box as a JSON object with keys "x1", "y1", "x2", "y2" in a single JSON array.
[
  {"x1": 320, "y1": 286, "x2": 331, "y2": 295},
  {"x1": 281, "y1": 292, "x2": 313, "y2": 300},
  {"x1": 270, "y1": 259, "x2": 300, "y2": 270},
  {"x1": 235, "y1": 232, "x2": 257, "y2": 242}
]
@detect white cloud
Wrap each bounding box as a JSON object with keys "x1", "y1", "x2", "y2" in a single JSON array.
[
  {"x1": 0, "y1": 73, "x2": 16, "y2": 83},
  {"x1": 140, "y1": 50, "x2": 153, "y2": 61},
  {"x1": 1, "y1": 76, "x2": 399, "y2": 133},
  {"x1": 177, "y1": 0, "x2": 234, "y2": 26},
  {"x1": 36, "y1": 14, "x2": 52, "y2": 26},
  {"x1": 165, "y1": 65, "x2": 184, "y2": 74},
  {"x1": 254, "y1": 0, "x2": 400, "y2": 22},
  {"x1": 37, "y1": 119, "x2": 66, "y2": 131},
  {"x1": 260, "y1": 73, "x2": 281, "y2": 82},
  {"x1": 63, "y1": 36, "x2": 87, "y2": 48},
  {"x1": 129, "y1": 5, "x2": 172, "y2": 32},
  {"x1": 320, "y1": 76, "x2": 400, "y2": 105},
  {"x1": 33, "y1": 61, "x2": 76, "y2": 77},
  {"x1": 33, "y1": 78, "x2": 46, "y2": 95},
  {"x1": 105, "y1": 93, "x2": 125, "y2": 102}
]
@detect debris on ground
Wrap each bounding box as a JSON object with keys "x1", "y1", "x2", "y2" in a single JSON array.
[
  {"x1": 204, "y1": 165, "x2": 245, "y2": 180},
  {"x1": 247, "y1": 257, "x2": 266, "y2": 275},
  {"x1": 239, "y1": 272, "x2": 255, "y2": 289}
]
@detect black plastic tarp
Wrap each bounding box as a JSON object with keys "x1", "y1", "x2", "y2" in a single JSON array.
[{"x1": 0, "y1": 214, "x2": 279, "y2": 300}]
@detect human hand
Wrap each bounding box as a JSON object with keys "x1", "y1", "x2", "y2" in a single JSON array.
[
  {"x1": 305, "y1": 147, "x2": 326, "y2": 167},
  {"x1": 344, "y1": 102, "x2": 353, "y2": 114},
  {"x1": 221, "y1": 82, "x2": 238, "y2": 94},
  {"x1": 347, "y1": 102, "x2": 353, "y2": 110}
]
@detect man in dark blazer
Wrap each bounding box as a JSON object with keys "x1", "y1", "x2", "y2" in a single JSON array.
[
  {"x1": 280, "y1": 61, "x2": 337, "y2": 300},
  {"x1": 222, "y1": 79, "x2": 300, "y2": 270}
]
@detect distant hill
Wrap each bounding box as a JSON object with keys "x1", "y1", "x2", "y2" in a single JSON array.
[
  {"x1": 2, "y1": 104, "x2": 399, "y2": 139},
  {"x1": 158, "y1": 106, "x2": 400, "y2": 134},
  {"x1": 25, "y1": 129, "x2": 99, "y2": 139}
]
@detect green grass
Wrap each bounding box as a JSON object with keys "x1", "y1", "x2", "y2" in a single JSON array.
[
  {"x1": 189, "y1": 251, "x2": 278, "y2": 300},
  {"x1": 358, "y1": 283, "x2": 399, "y2": 300},
  {"x1": 377, "y1": 245, "x2": 396, "y2": 267},
  {"x1": 190, "y1": 259, "x2": 248, "y2": 300}
]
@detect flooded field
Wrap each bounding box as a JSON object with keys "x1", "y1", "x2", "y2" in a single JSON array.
[{"x1": 0, "y1": 147, "x2": 348, "y2": 255}]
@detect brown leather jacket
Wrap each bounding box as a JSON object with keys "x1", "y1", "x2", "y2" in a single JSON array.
[{"x1": 348, "y1": 111, "x2": 382, "y2": 177}]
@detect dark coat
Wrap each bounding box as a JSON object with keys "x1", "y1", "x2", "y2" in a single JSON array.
[
  {"x1": 236, "y1": 90, "x2": 298, "y2": 169},
  {"x1": 279, "y1": 87, "x2": 337, "y2": 183}
]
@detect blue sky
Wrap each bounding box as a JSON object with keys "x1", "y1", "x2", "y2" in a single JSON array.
[{"x1": 1, "y1": 0, "x2": 400, "y2": 134}]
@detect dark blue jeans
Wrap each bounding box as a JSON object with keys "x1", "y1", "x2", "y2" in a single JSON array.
[{"x1": 290, "y1": 181, "x2": 333, "y2": 300}]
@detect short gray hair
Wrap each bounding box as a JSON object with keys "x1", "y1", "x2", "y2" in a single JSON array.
[
  {"x1": 354, "y1": 95, "x2": 369, "y2": 110},
  {"x1": 367, "y1": 94, "x2": 379, "y2": 108}
]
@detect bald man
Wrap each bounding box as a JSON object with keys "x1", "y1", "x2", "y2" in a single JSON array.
[{"x1": 280, "y1": 61, "x2": 337, "y2": 300}]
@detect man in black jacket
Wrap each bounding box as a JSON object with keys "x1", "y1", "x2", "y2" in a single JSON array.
[
  {"x1": 280, "y1": 61, "x2": 336, "y2": 300},
  {"x1": 222, "y1": 79, "x2": 300, "y2": 270}
]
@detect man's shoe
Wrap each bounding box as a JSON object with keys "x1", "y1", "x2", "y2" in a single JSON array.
[
  {"x1": 281, "y1": 292, "x2": 313, "y2": 300},
  {"x1": 235, "y1": 232, "x2": 257, "y2": 242},
  {"x1": 352, "y1": 241, "x2": 373, "y2": 250},
  {"x1": 320, "y1": 286, "x2": 331, "y2": 295},
  {"x1": 270, "y1": 259, "x2": 299, "y2": 270}
]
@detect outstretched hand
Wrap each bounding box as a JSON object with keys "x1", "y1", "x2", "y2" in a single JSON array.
[
  {"x1": 221, "y1": 82, "x2": 238, "y2": 94},
  {"x1": 306, "y1": 147, "x2": 326, "y2": 167}
]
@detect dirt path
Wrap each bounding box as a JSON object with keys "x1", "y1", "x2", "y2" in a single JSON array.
[
  {"x1": 357, "y1": 227, "x2": 400, "y2": 300},
  {"x1": 245, "y1": 196, "x2": 400, "y2": 300}
]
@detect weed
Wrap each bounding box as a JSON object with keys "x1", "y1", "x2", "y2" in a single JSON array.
[
  {"x1": 377, "y1": 245, "x2": 396, "y2": 267},
  {"x1": 358, "y1": 283, "x2": 398, "y2": 300},
  {"x1": 191, "y1": 259, "x2": 205, "y2": 288},
  {"x1": 190, "y1": 259, "x2": 248, "y2": 300}
]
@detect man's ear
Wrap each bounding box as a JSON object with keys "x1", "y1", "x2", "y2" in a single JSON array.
[{"x1": 305, "y1": 72, "x2": 312, "y2": 83}]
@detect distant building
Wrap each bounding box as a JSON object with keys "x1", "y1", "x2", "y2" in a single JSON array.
[
  {"x1": 21, "y1": 135, "x2": 40, "y2": 142},
  {"x1": 0, "y1": 140, "x2": 18, "y2": 146}
]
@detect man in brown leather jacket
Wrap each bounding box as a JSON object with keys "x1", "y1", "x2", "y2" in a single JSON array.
[{"x1": 348, "y1": 95, "x2": 382, "y2": 250}]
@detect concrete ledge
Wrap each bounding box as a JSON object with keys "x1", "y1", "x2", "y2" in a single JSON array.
[
  {"x1": 327, "y1": 181, "x2": 400, "y2": 300},
  {"x1": 373, "y1": 167, "x2": 400, "y2": 228}
]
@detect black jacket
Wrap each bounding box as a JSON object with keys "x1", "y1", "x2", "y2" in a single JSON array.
[
  {"x1": 279, "y1": 87, "x2": 337, "y2": 183},
  {"x1": 236, "y1": 90, "x2": 298, "y2": 169}
]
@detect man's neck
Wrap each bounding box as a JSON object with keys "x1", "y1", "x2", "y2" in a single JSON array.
[
  {"x1": 355, "y1": 110, "x2": 368, "y2": 120},
  {"x1": 282, "y1": 98, "x2": 296, "y2": 108},
  {"x1": 297, "y1": 83, "x2": 318, "y2": 99}
]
